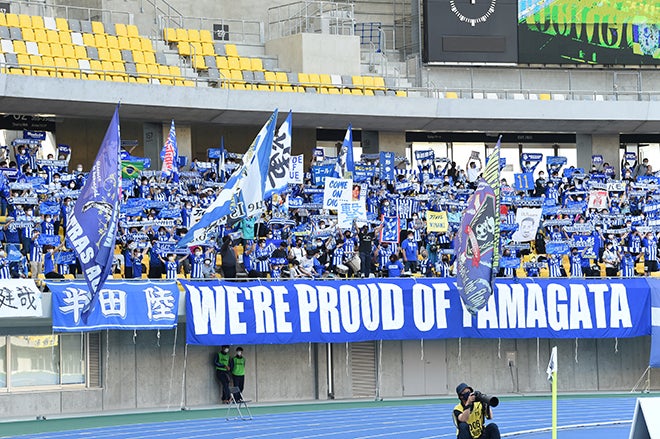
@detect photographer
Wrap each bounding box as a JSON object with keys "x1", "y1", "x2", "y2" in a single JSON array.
[{"x1": 453, "y1": 383, "x2": 500, "y2": 439}]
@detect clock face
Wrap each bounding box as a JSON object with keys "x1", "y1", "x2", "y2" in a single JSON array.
[{"x1": 449, "y1": 0, "x2": 497, "y2": 27}]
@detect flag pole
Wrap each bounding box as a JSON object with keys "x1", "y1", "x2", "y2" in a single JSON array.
[{"x1": 550, "y1": 346, "x2": 558, "y2": 439}]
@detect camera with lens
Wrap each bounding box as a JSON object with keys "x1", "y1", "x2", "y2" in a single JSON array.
[{"x1": 471, "y1": 391, "x2": 499, "y2": 407}]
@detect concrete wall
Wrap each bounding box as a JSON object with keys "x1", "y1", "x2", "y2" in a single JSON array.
[
  {"x1": 0, "y1": 328, "x2": 656, "y2": 418},
  {"x1": 266, "y1": 33, "x2": 361, "y2": 75}
]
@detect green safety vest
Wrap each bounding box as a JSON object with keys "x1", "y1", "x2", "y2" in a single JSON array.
[
  {"x1": 216, "y1": 352, "x2": 230, "y2": 370},
  {"x1": 232, "y1": 355, "x2": 245, "y2": 376}
]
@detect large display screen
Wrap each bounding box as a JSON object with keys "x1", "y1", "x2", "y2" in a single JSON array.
[
  {"x1": 423, "y1": 0, "x2": 519, "y2": 63},
  {"x1": 518, "y1": 0, "x2": 660, "y2": 65}
]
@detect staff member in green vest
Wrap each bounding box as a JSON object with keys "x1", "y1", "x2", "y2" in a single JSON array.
[
  {"x1": 214, "y1": 345, "x2": 232, "y2": 403},
  {"x1": 230, "y1": 347, "x2": 246, "y2": 402},
  {"x1": 453, "y1": 382, "x2": 500, "y2": 439}
]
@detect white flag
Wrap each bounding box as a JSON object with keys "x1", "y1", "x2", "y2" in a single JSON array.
[{"x1": 546, "y1": 345, "x2": 557, "y2": 382}]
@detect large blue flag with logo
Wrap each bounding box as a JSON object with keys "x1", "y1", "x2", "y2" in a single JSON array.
[
  {"x1": 160, "y1": 119, "x2": 178, "y2": 182},
  {"x1": 455, "y1": 136, "x2": 501, "y2": 314},
  {"x1": 178, "y1": 110, "x2": 279, "y2": 246},
  {"x1": 335, "y1": 124, "x2": 355, "y2": 178},
  {"x1": 65, "y1": 106, "x2": 121, "y2": 319}
]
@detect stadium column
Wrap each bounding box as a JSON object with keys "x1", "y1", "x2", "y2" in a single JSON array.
[
  {"x1": 376, "y1": 131, "x2": 407, "y2": 157},
  {"x1": 576, "y1": 134, "x2": 620, "y2": 176}
]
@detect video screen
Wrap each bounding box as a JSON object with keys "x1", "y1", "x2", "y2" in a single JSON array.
[{"x1": 518, "y1": 0, "x2": 660, "y2": 65}]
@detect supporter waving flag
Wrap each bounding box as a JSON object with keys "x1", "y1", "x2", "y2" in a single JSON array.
[
  {"x1": 66, "y1": 105, "x2": 121, "y2": 319},
  {"x1": 160, "y1": 119, "x2": 178, "y2": 182},
  {"x1": 455, "y1": 136, "x2": 501, "y2": 314},
  {"x1": 178, "y1": 110, "x2": 279, "y2": 247},
  {"x1": 335, "y1": 124, "x2": 355, "y2": 178},
  {"x1": 265, "y1": 110, "x2": 292, "y2": 197}
]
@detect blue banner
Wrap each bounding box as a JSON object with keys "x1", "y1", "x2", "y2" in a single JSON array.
[
  {"x1": 380, "y1": 216, "x2": 400, "y2": 243},
  {"x1": 380, "y1": 151, "x2": 395, "y2": 181},
  {"x1": 65, "y1": 106, "x2": 121, "y2": 317},
  {"x1": 520, "y1": 153, "x2": 543, "y2": 173},
  {"x1": 54, "y1": 251, "x2": 76, "y2": 265},
  {"x1": 49, "y1": 280, "x2": 180, "y2": 332},
  {"x1": 38, "y1": 234, "x2": 61, "y2": 246},
  {"x1": 39, "y1": 201, "x2": 61, "y2": 215},
  {"x1": 160, "y1": 120, "x2": 179, "y2": 181},
  {"x1": 546, "y1": 156, "x2": 567, "y2": 175},
  {"x1": 650, "y1": 279, "x2": 660, "y2": 367},
  {"x1": 513, "y1": 172, "x2": 534, "y2": 191},
  {"x1": 311, "y1": 164, "x2": 335, "y2": 186},
  {"x1": 23, "y1": 130, "x2": 46, "y2": 140},
  {"x1": 182, "y1": 277, "x2": 651, "y2": 345},
  {"x1": 546, "y1": 241, "x2": 570, "y2": 255}
]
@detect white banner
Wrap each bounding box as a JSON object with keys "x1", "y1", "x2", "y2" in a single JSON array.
[
  {"x1": 0, "y1": 279, "x2": 43, "y2": 317},
  {"x1": 289, "y1": 154, "x2": 304, "y2": 184},
  {"x1": 511, "y1": 207, "x2": 543, "y2": 242},
  {"x1": 338, "y1": 201, "x2": 367, "y2": 229},
  {"x1": 323, "y1": 177, "x2": 352, "y2": 210}
]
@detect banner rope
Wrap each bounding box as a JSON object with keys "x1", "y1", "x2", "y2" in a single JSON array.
[
  {"x1": 420, "y1": 339, "x2": 424, "y2": 361},
  {"x1": 458, "y1": 337, "x2": 462, "y2": 366},
  {"x1": 575, "y1": 338, "x2": 579, "y2": 363},
  {"x1": 498, "y1": 338, "x2": 501, "y2": 359},
  {"x1": 615, "y1": 337, "x2": 618, "y2": 354},
  {"x1": 167, "y1": 326, "x2": 178, "y2": 410},
  {"x1": 133, "y1": 329, "x2": 137, "y2": 344},
  {"x1": 156, "y1": 329, "x2": 161, "y2": 348},
  {"x1": 308, "y1": 342, "x2": 312, "y2": 368},
  {"x1": 105, "y1": 329, "x2": 110, "y2": 389},
  {"x1": 346, "y1": 342, "x2": 349, "y2": 377},
  {"x1": 377, "y1": 340, "x2": 383, "y2": 401},
  {"x1": 536, "y1": 338, "x2": 540, "y2": 374}
]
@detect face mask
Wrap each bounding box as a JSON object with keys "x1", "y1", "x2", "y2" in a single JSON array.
[
  {"x1": 77, "y1": 167, "x2": 83, "y2": 172},
  {"x1": 236, "y1": 352, "x2": 243, "y2": 357},
  {"x1": 223, "y1": 348, "x2": 229, "y2": 354}
]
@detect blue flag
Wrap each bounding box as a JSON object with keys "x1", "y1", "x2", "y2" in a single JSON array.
[
  {"x1": 160, "y1": 120, "x2": 178, "y2": 182},
  {"x1": 455, "y1": 136, "x2": 501, "y2": 314},
  {"x1": 335, "y1": 124, "x2": 355, "y2": 178},
  {"x1": 66, "y1": 105, "x2": 121, "y2": 318},
  {"x1": 178, "y1": 110, "x2": 279, "y2": 246}
]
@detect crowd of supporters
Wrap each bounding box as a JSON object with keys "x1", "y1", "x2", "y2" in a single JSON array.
[{"x1": 0, "y1": 140, "x2": 659, "y2": 282}]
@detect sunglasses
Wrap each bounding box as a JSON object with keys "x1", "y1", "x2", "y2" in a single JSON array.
[{"x1": 460, "y1": 390, "x2": 471, "y2": 399}]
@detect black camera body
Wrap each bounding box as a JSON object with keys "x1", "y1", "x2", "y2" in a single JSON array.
[{"x1": 472, "y1": 391, "x2": 499, "y2": 407}]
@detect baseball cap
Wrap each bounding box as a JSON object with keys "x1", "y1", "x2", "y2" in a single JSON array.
[{"x1": 456, "y1": 383, "x2": 472, "y2": 396}]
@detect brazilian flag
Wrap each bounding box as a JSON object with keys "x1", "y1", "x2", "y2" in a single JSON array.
[{"x1": 121, "y1": 161, "x2": 144, "y2": 179}]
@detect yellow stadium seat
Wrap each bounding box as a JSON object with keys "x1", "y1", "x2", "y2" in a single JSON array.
[
  {"x1": 230, "y1": 69, "x2": 244, "y2": 83},
  {"x1": 118, "y1": 36, "x2": 130, "y2": 51},
  {"x1": 17, "y1": 53, "x2": 31, "y2": 68},
  {"x1": 298, "y1": 72, "x2": 310, "y2": 86},
  {"x1": 109, "y1": 48, "x2": 122, "y2": 62},
  {"x1": 13, "y1": 40, "x2": 28, "y2": 54},
  {"x1": 539, "y1": 93, "x2": 551, "y2": 100},
  {"x1": 140, "y1": 38, "x2": 154, "y2": 52},
  {"x1": 135, "y1": 63, "x2": 147, "y2": 75},
  {"x1": 319, "y1": 74, "x2": 332, "y2": 85},
  {"x1": 54, "y1": 56, "x2": 67, "y2": 71},
  {"x1": 227, "y1": 56, "x2": 240, "y2": 70},
  {"x1": 216, "y1": 56, "x2": 229, "y2": 69},
  {"x1": 219, "y1": 68, "x2": 230, "y2": 79},
  {"x1": 106, "y1": 35, "x2": 119, "y2": 49},
  {"x1": 224, "y1": 43, "x2": 238, "y2": 57},
  {"x1": 29, "y1": 54, "x2": 43, "y2": 67},
  {"x1": 74, "y1": 45, "x2": 87, "y2": 59},
  {"x1": 34, "y1": 28, "x2": 48, "y2": 42},
  {"x1": 157, "y1": 64, "x2": 169, "y2": 78},
  {"x1": 0, "y1": 13, "x2": 6, "y2": 26},
  {"x1": 94, "y1": 33, "x2": 107, "y2": 47},
  {"x1": 97, "y1": 47, "x2": 110, "y2": 60},
  {"x1": 5, "y1": 13, "x2": 19, "y2": 28},
  {"x1": 275, "y1": 71, "x2": 288, "y2": 84},
  {"x1": 264, "y1": 71, "x2": 277, "y2": 85},
  {"x1": 163, "y1": 28, "x2": 177, "y2": 42},
  {"x1": 199, "y1": 29, "x2": 213, "y2": 43},
  {"x1": 112, "y1": 61, "x2": 125, "y2": 72},
  {"x1": 362, "y1": 76, "x2": 375, "y2": 89},
  {"x1": 115, "y1": 23, "x2": 127, "y2": 37},
  {"x1": 55, "y1": 17, "x2": 70, "y2": 32},
  {"x1": 395, "y1": 90, "x2": 407, "y2": 97},
  {"x1": 147, "y1": 63, "x2": 159, "y2": 78},
  {"x1": 37, "y1": 42, "x2": 51, "y2": 57},
  {"x1": 62, "y1": 44, "x2": 75, "y2": 59},
  {"x1": 351, "y1": 88, "x2": 364, "y2": 96},
  {"x1": 445, "y1": 91, "x2": 458, "y2": 99},
  {"x1": 192, "y1": 55, "x2": 207, "y2": 70},
  {"x1": 250, "y1": 58, "x2": 263, "y2": 71},
  {"x1": 373, "y1": 76, "x2": 386, "y2": 90},
  {"x1": 22, "y1": 28, "x2": 35, "y2": 41},
  {"x1": 45, "y1": 29, "x2": 59, "y2": 44},
  {"x1": 188, "y1": 29, "x2": 200, "y2": 42},
  {"x1": 129, "y1": 37, "x2": 142, "y2": 51},
  {"x1": 132, "y1": 50, "x2": 144, "y2": 64},
  {"x1": 169, "y1": 65, "x2": 182, "y2": 77},
  {"x1": 364, "y1": 89, "x2": 375, "y2": 96},
  {"x1": 201, "y1": 42, "x2": 214, "y2": 56},
  {"x1": 178, "y1": 42, "x2": 191, "y2": 56},
  {"x1": 91, "y1": 21, "x2": 104, "y2": 34},
  {"x1": 82, "y1": 33, "x2": 95, "y2": 46},
  {"x1": 126, "y1": 24, "x2": 139, "y2": 38},
  {"x1": 352, "y1": 75, "x2": 364, "y2": 88},
  {"x1": 66, "y1": 58, "x2": 79, "y2": 74},
  {"x1": 59, "y1": 31, "x2": 72, "y2": 45},
  {"x1": 239, "y1": 57, "x2": 251, "y2": 70},
  {"x1": 175, "y1": 28, "x2": 188, "y2": 42},
  {"x1": 143, "y1": 51, "x2": 156, "y2": 65},
  {"x1": 19, "y1": 14, "x2": 32, "y2": 29},
  {"x1": 308, "y1": 73, "x2": 321, "y2": 85},
  {"x1": 31, "y1": 16, "x2": 45, "y2": 30}
]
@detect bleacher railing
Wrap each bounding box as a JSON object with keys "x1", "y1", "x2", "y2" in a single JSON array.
[
  {"x1": 158, "y1": 15, "x2": 265, "y2": 45},
  {"x1": 268, "y1": 0, "x2": 356, "y2": 40},
  {"x1": 8, "y1": 0, "x2": 133, "y2": 26}
]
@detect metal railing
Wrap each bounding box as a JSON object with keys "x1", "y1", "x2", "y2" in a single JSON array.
[
  {"x1": 268, "y1": 0, "x2": 356, "y2": 40},
  {"x1": 158, "y1": 15, "x2": 265, "y2": 45},
  {"x1": 6, "y1": 0, "x2": 133, "y2": 26}
]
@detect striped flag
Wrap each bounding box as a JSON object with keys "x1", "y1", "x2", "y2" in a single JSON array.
[
  {"x1": 265, "y1": 110, "x2": 292, "y2": 197},
  {"x1": 160, "y1": 119, "x2": 178, "y2": 182},
  {"x1": 455, "y1": 136, "x2": 501, "y2": 314},
  {"x1": 66, "y1": 105, "x2": 121, "y2": 319},
  {"x1": 335, "y1": 124, "x2": 355, "y2": 178},
  {"x1": 178, "y1": 110, "x2": 279, "y2": 247}
]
